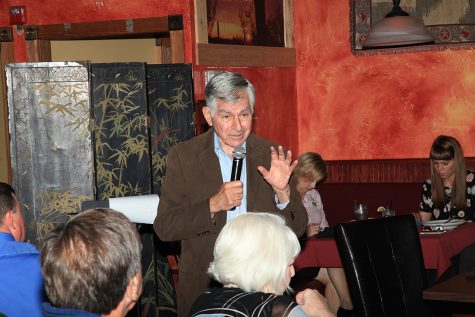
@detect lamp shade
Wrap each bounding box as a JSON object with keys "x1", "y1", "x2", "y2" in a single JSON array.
[{"x1": 363, "y1": 15, "x2": 435, "y2": 49}]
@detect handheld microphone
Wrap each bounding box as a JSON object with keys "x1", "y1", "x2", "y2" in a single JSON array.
[
  {"x1": 230, "y1": 146, "x2": 246, "y2": 211},
  {"x1": 230, "y1": 146, "x2": 246, "y2": 182}
]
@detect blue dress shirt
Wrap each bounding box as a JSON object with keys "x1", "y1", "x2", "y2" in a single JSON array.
[
  {"x1": 0, "y1": 232, "x2": 44, "y2": 317},
  {"x1": 42, "y1": 302, "x2": 100, "y2": 317},
  {"x1": 213, "y1": 133, "x2": 289, "y2": 222},
  {"x1": 213, "y1": 133, "x2": 248, "y2": 221}
]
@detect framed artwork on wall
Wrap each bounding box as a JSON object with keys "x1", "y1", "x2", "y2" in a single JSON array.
[
  {"x1": 194, "y1": 0, "x2": 296, "y2": 66},
  {"x1": 351, "y1": 0, "x2": 475, "y2": 55},
  {"x1": 207, "y1": 0, "x2": 284, "y2": 47}
]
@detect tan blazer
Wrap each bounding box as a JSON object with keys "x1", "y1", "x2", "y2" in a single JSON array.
[{"x1": 154, "y1": 128, "x2": 308, "y2": 316}]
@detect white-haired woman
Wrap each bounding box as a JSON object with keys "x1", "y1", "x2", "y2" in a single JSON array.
[{"x1": 188, "y1": 213, "x2": 335, "y2": 317}]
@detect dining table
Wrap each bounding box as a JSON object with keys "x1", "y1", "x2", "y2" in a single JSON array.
[
  {"x1": 423, "y1": 272, "x2": 475, "y2": 303},
  {"x1": 295, "y1": 221, "x2": 475, "y2": 279}
]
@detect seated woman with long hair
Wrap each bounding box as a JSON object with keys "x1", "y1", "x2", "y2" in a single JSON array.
[
  {"x1": 418, "y1": 135, "x2": 475, "y2": 221},
  {"x1": 189, "y1": 212, "x2": 335, "y2": 317}
]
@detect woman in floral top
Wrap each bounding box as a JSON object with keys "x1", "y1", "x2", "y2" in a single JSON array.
[
  {"x1": 292, "y1": 153, "x2": 354, "y2": 317},
  {"x1": 419, "y1": 135, "x2": 475, "y2": 221}
]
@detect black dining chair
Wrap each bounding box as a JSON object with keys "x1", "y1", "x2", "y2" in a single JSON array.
[{"x1": 334, "y1": 215, "x2": 428, "y2": 317}]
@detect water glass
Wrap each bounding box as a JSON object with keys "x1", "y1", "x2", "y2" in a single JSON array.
[
  {"x1": 354, "y1": 203, "x2": 368, "y2": 220},
  {"x1": 382, "y1": 207, "x2": 395, "y2": 218}
]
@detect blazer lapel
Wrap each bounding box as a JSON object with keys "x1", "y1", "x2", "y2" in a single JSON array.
[
  {"x1": 246, "y1": 135, "x2": 266, "y2": 211},
  {"x1": 198, "y1": 129, "x2": 227, "y2": 227}
]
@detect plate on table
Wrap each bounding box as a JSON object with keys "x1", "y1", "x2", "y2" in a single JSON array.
[
  {"x1": 420, "y1": 230, "x2": 446, "y2": 235},
  {"x1": 422, "y1": 219, "x2": 466, "y2": 226},
  {"x1": 421, "y1": 219, "x2": 466, "y2": 231}
]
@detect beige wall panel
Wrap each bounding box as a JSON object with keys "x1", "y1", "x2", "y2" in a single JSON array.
[{"x1": 51, "y1": 39, "x2": 158, "y2": 63}]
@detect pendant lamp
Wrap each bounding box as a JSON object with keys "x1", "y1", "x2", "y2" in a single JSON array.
[{"x1": 363, "y1": 0, "x2": 435, "y2": 49}]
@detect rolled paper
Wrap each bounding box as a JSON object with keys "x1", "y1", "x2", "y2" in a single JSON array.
[{"x1": 109, "y1": 194, "x2": 159, "y2": 224}]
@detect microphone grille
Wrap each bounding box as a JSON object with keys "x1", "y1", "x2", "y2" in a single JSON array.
[{"x1": 232, "y1": 146, "x2": 246, "y2": 159}]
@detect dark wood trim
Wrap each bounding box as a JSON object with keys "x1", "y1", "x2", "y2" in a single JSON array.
[
  {"x1": 1, "y1": 42, "x2": 14, "y2": 65},
  {"x1": 0, "y1": 42, "x2": 15, "y2": 182},
  {"x1": 26, "y1": 40, "x2": 51, "y2": 62},
  {"x1": 168, "y1": 15, "x2": 183, "y2": 31},
  {"x1": 156, "y1": 37, "x2": 171, "y2": 64},
  {"x1": 25, "y1": 16, "x2": 173, "y2": 41},
  {"x1": 325, "y1": 158, "x2": 475, "y2": 184},
  {"x1": 196, "y1": 43, "x2": 296, "y2": 67},
  {"x1": 23, "y1": 15, "x2": 185, "y2": 65},
  {"x1": 170, "y1": 30, "x2": 185, "y2": 63},
  {"x1": 0, "y1": 27, "x2": 13, "y2": 42},
  {"x1": 24, "y1": 25, "x2": 37, "y2": 40}
]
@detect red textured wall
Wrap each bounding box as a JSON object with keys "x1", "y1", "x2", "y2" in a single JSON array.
[
  {"x1": 2, "y1": 0, "x2": 299, "y2": 153},
  {"x1": 3, "y1": 0, "x2": 193, "y2": 62},
  {"x1": 11, "y1": 0, "x2": 474, "y2": 160},
  {"x1": 240, "y1": 67, "x2": 297, "y2": 151},
  {"x1": 295, "y1": 0, "x2": 475, "y2": 160},
  {"x1": 0, "y1": 2, "x2": 8, "y2": 25},
  {"x1": 194, "y1": 66, "x2": 298, "y2": 152}
]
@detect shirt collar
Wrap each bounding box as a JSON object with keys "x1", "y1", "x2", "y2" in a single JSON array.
[
  {"x1": 0, "y1": 232, "x2": 15, "y2": 242},
  {"x1": 213, "y1": 132, "x2": 247, "y2": 155}
]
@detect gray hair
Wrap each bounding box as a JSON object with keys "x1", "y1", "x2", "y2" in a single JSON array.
[
  {"x1": 205, "y1": 72, "x2": 256, "y2": 115},
  {"x1": 208, "y1": 212, "x2": 300, "y2": 294}
]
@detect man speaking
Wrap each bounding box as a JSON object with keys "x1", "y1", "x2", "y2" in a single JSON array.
[{"x1": 153, "y1": 71, "x2": 308, "y2": 316}]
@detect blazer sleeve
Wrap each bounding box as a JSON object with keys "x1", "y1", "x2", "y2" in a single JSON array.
[
  {"x1": 281, "y1": 176, "x2": 309, "y2": 237},
  {"x1": 247, "y1": 135, "x2": 308, "y2": 238},
  {"x1": 153, "y1": 146, "x2": 219, "y2": 241}
]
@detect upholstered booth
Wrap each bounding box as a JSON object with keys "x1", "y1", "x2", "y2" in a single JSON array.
[{"x1": 334, "y1": 215, "x2": 428, "y2": 317}]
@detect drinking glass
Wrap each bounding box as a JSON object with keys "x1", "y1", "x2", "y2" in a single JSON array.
[
  {"x1": 354, "y1": 203, "x2": 368, "y2": 220},
  {"x1": 382, "y1": 207, "x2": 395, "y2": 218}
]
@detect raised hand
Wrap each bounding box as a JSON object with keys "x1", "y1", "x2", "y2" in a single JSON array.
[
  {"x1": 209, "y1": 180, "x2": 243, "y2": 213},
  {"x1": 257, "y1": 146, "x2": 297, "y2": 204}
]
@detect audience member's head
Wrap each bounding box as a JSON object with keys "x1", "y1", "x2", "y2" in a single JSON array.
[
  {"x1": 429, "y1": 135, "x2": 466, "y2": 209},
  {"x1": 0, "y1": 182, "x2": 25, "y2": 241},
  {"x1": 40, "y1": 208, "x2": 143, "y2": 317},
  {"x1": 293, "y1": 152, "x2": 327, "y2": 196},
  {"x1": 430, "y1": 135, "x2": 465, "y2": 178},
  {"x1": 208, "y1": 212, "x2": 300, "y2": 294},
  {"x1": 294, "y1": 152, "x2": 327, "y2": 183},
  {"x1": 205, "y1": 71, "x2": 256, "y2": 115}
]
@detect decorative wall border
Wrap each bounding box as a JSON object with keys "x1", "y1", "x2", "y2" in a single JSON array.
[{"x1": 325, "y1": 158, "x2": 475, "y2": 183}]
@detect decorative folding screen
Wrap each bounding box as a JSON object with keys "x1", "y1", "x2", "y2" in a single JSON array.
[
  {"x1": 146, "y1": 64, "x2": 194, "y2": 315},
  {"x1": 7, "y1": 62, "x2": 194, "y2": 317},
  {"x1": 147, "y1": 64, "x2": 194, "y2": 194},
  {"x1": 6, "y1": 62, "x2": 94, "y2": 245},
  {"x1": 91, "y1": 63, "x2": 152, "y2": 199}
]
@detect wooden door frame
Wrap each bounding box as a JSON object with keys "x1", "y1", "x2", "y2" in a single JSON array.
[
  {"x1": 23, "y1": 15, "x2": 185, "y2": 64},
  {"x1": 0, "y1": 16, "x2": 185, "y2": 181},
  {"x1": 0, "y1": 37, "x2": 15, "y2": 182}
]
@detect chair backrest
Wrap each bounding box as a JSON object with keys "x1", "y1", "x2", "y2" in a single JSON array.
[{"x1": 334, "y1": 215, "x2": 427, "y2": 317}]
